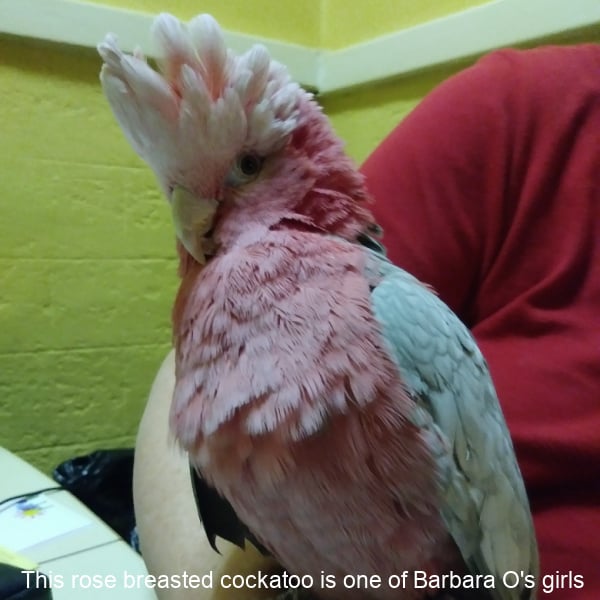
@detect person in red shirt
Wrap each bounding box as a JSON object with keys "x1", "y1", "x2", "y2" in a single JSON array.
[{"x1": 361, "y1": 44, "x2": 600, "y2": 598}]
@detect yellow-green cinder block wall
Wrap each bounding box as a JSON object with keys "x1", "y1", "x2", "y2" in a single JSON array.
[
  {"x1": 320, "y1": 0, "x2": 490, "y2": 163},
  {"x1": 0, "y1": 38, "x2": 177, "y2": 474},
  {"x1": 3, "y1": 0, "x2": 595, "y2": 475}
]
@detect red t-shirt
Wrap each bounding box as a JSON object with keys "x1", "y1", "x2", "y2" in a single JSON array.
[{"x1": 361, "y1": 45, "x2": 600, "y2": 598}]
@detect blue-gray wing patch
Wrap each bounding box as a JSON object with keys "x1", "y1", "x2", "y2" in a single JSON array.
[{"x1": 367, "y1": 252, "x2": 538, "y2": 600}]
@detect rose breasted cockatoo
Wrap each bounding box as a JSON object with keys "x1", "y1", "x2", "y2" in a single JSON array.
[{"x1": 98, "y1": 13, "x2": 538, "y2": 600}]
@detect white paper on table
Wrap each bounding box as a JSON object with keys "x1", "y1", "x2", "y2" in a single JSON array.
[{"x1": 0, "y1": 493, "x2": 92, "y2": 552}]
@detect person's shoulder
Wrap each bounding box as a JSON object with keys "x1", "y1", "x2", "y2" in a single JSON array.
[
  {"x1": 432, "y1": 43, "x2": 600, "y2": 128},
  {"x1": 481, "y1": 43, "x2": 600, "y2": 66},
  {"x1": 473, "y1": 44, "x2": 600, "y2": 89}
]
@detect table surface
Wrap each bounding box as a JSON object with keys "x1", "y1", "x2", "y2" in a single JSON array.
[{"x1": 0, "y1": 447, "x2": 158, "y2": 599}]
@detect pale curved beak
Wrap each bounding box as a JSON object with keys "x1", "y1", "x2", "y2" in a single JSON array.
[{"x1": 170, "y1": 186, "x2": 218, "y2": 265}]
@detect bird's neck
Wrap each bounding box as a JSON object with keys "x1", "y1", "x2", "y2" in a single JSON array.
[{"x1": 287, "y1": 102, "x2": 378, "y2": 240}]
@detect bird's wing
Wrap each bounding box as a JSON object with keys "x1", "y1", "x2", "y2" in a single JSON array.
[{"x1": 368, "y1": 253, "x2": 538, "y2": 600}]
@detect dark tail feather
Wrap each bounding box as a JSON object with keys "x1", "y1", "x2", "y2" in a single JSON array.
[{"x1": 190, "y1": 466, "x2": 270, "y2": 555}]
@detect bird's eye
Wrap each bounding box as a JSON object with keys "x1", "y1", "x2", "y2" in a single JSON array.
[
  {"x1": 226, "y1": 153, "x2": 264, "y2": 188},
  {"x1": 238, "y1": 153, "x2": 263, "y2": 177}
]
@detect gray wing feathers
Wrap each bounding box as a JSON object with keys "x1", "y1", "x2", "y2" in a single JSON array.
[{"x1": 369, "y1": 256, "x2": 538, "y2": 600}]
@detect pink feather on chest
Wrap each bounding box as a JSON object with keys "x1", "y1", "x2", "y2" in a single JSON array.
[
  {"x1": 171, "y1": 229, "x2": 388, "y2": 447},
  {"x1": 170, "y1": 229, "x2": 461, "y2": 597}
]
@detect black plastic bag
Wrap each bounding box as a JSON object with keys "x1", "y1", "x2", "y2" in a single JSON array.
[
  {"x1": 53, "y1": 449, "x2": 137, "y2": 549},
  {"x1": 0, "y1": 563, "x2": 53, "y2": 600}
]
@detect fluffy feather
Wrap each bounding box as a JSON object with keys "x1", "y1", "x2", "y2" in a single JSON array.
[{"x1": 99, "y1": 13, "x2": 301, "y2": 200}]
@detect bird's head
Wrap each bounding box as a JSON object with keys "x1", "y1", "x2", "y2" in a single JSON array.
[{"x1": 99, "y1": 13, "x2": 377, "y2": 265}]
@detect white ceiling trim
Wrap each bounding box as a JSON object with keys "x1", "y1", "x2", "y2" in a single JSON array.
[{"x1": 1, "y1": 0, "x2": 599, "y2": 94}]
